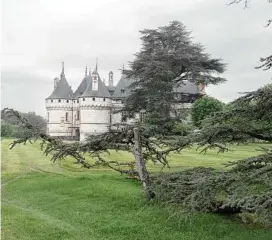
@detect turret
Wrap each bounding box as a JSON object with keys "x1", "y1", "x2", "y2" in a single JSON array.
[
  {"x1": 109, "y1": 71, "x2": 113, "y2": 87},
  {"x1": 45, "y1": 62, "x2": 74, "y2": 139}
]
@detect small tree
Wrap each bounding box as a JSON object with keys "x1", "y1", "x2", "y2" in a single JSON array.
[{"x1": 191, "y1": 96, "x2": 225, "y2": 128}]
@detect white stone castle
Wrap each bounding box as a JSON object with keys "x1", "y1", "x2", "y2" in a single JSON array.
[{"x1": 46, "y1": 62, "x2": 203, "y2": 141}]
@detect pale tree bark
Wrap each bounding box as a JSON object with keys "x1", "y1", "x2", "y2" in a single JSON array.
[{"x1": 133, "y1": 127, "x2": 155, "y2": 200}]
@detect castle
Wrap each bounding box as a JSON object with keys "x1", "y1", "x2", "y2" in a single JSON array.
[{"x1": 45, "y1": 63, "x2": 203, "y2": 141}]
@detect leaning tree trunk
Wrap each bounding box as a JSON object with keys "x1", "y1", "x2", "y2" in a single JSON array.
[{"x1": 133, "y1": 127, "x2": 154, "y2": 200}]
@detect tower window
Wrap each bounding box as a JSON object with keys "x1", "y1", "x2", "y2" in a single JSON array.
[
  {"x1": 51, "y1": 99, "x2": 53, "y2": 103},
  {"x1": 92, "y1": 97, "x2": 95, "y2": 101},
  {"x1": 58, "y1": 99, "x2": 61, "y2": 103},
  {"x1": 65, "y1": 112, "x2": 68, "y2": 121}
]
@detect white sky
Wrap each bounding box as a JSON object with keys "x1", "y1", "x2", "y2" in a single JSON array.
[{"x1": 1, "y1": 0, "x2": 271, "y2": 116}]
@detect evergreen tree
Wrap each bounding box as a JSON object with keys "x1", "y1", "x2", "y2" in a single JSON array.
[{"x1": 123, "y1": 21, "x2": 226, "y2": 133}]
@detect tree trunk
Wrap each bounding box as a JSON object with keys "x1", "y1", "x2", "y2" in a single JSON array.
[{"x1": 133, "y1": 127, "x2": 154, "y2": 200}]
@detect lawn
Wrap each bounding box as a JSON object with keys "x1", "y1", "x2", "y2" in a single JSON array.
[{"x1": 1, "y1": 139, "x2": 272, "y2": 240}]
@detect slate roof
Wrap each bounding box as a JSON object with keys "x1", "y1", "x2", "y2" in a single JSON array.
[
  {"x1": 46, "y1": 72, "x2": 73, "y2": 100},
  {"x1": 112, "y1": 76, "x2": 199, "y2": 99},
  {"x1": 73, "y1": 76, "x2": 91, "y2": 99},
  {"x1": 81, "y1": 74, "x2": 110, "y2": 98},
  {"x1": 173, "y1": 81, "x2": 198, "y2": 94},
  {"x1": 111, "y1": 75, "x2": 134, "y2": 99}
]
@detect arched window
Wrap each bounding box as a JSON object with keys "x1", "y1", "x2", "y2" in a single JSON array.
[{"x1": 58, "y1": 99, "x2": 61, "y2": 103}]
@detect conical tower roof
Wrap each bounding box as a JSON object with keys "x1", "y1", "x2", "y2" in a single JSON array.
[
  {"x1": 73, "y1": 66, "x2": 91, "y2": 99},
  {"x1": 46, "y1": 62, "x2": 73, "y2": 99},
  {"x1": 81, "y1": 73, "x2": 110, "y2": 98}
]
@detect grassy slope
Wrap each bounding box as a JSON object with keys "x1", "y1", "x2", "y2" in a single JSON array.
[{"x1": 1, "y1": 139, "x2": 272, "y2": 240}]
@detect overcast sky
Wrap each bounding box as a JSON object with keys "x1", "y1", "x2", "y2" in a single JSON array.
[{"x1": 1, "y1": 0, "x2": 271, "y2": 116}]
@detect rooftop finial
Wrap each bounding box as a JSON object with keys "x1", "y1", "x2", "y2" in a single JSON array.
[
  {"x1": 85, "y1": 65, "x2": 87, "y2": 77},
  {"x1": 95, "y1": 57, "x2": 98, "y2": 71},
  {"x1": 61, "y1": 62, "x2": 64, "y2": 75}
]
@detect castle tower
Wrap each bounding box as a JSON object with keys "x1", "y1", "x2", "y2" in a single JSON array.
[
  {"x1": 78, "y1": 62, "x2": 112, "y2": 141},
  {"x1": 45, "y1": 62, "x2": 74, "y2": 138}
]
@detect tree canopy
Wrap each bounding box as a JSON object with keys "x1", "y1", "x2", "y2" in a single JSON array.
[
  {"x1": 123, "y1": 21, "x2": 226, "y2": 129},
  {"x1": 191, "y1": 96, "x2": 225, "y2": 128}
]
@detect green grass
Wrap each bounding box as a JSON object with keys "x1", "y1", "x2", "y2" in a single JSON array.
[{"x1": 1, "y1": 139, "x2": 272, "y2": 240}]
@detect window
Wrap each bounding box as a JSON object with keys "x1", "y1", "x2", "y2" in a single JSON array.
[
  {"x1": 77, "y1": 100, "x2": 79, "y2": 103},
  {"x1": 83, "y1": 98, "x2": 85, "y2": 101},
  {"x1": 103, "y1": 98, "x2": 106, "y2": 102},
  {"x1": 58, "y1": 99, "x2": 61, "y2": 103},
  {"x1": 121, "y1": 89, "x2": 125, "y2": 94},
  {"x1": 47, "y1": 112, "x2": 49, "y2": 122},
  {"x1": 65, "y1": 112, "x2": 68, "y2": 121},
  {"x1": 51, "y1": 99, "x2": 53, "y2": 103},
  {"x1": 76, "y1": 111, "x2": 80, "y2": 120},
  {"x1": 92, "y1": 97, "x2": 95, "y2": 101},
  {"x1": 66, "y1": 100, "x2": 69, "y2": 103}
]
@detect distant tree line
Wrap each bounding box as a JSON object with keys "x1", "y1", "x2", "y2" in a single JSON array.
[{"x1": 1, "y1": 110, "x2": 46, "y2": 138}]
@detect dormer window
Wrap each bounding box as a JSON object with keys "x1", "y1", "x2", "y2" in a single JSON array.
[{"x1": 58, "y1": 99, "x2": 61, "y2": 103}]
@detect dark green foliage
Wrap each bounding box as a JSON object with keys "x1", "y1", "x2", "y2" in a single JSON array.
[
  {"x1": 199, "y1": 84, "x2": 272, "y2": 146},
  {"x1": 152, "y1": 150, "x2": 272, "y2": 226},
  {"x1": 1, "y1": 109, "x2": 46, "y2": 138},
  {"x1": 153, "y1": 84, "x2": 272, "y2": 226},
  {"x1": 1, "y1": 120, "x2": 14, "y2": 137},
  {"x1": 191, "y1": 96, "x2": 225, "y2": 127},
  {"x1": 123, "y1": 21, "x2": 226, "y2": 132}
]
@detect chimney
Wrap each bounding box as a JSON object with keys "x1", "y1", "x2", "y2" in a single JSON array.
[
  {"x1": 198, "y1": 82, "x2": 206, "y2": 95},
  {"x1": 54, "y1": 77, "x2": 60, "y2": 89},
  {"x1": 109, "y1": 71, "x2": 113, "y2": 87}
]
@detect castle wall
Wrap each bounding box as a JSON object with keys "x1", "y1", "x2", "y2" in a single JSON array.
[{"x1": 79, "y1": 97, "x2": 111, "y2": 141}]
